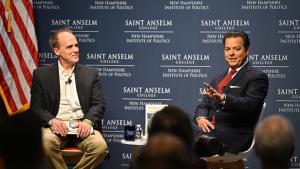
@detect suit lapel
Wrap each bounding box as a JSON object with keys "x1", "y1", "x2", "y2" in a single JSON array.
[{"x1": 223, "y1": 63, "x2": 249, "y2": 93}]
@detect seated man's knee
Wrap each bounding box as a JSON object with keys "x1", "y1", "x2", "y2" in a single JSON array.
[
  {"x1": 91, "y1": 138, "x2": 108, "y2": 156},
  {"x1": 42, "y1": 128, "x2": 61, "y2": 153},
  {"x1": 85, "y1": 133, "x2": 108, "y2": 157}
]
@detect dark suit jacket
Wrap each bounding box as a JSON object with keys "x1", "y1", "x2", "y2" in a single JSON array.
[
  {"x1": 30, "y1": 62, "x2": 106, "y2": 130},
  {"x1": 194, "y1": 63, "x2": 269, "y2": 153}
]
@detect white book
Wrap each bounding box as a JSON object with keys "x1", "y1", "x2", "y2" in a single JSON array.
[{"x1": 66, "y1": 121, "x2": 94, "y2": 135}]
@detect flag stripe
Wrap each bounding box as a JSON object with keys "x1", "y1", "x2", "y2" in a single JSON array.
[
  {"x1": 0, "y1": 48, "x2": 23, "y2": 113},
  {"x1": 22, "y1": 0, "x2": 35, "y2": 28},
  {"x1": 0, "y1": 34, "x2": 27, "y2": 106},
  {"x1": 0, "y1": 70, "x2": 18, "y2": 113},
  {"x1": 10, "y1": 6, "x2": 37, "y2": 76},
  {"x1": 0, "y1": 0, "x2": 38, "y2": 115},
  {"x1": 15, "y1": 0, "x2": 38, "y2": 54},
  {"x1": 10, "y1": 14, "x2": 36, "y2": 83},
  {"x1": 1, "y1": 3, "x2": 31, "y2": 102},
  {"x1": 11, "y1": 1, "x2": 38, "y2": 65},
  {"x1": 0, "y1": 8, "x2": 32, "y2": 89}
]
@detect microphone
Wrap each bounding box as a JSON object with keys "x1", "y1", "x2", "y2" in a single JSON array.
[{"x1": 65, "y1": 77, "x2": 72, "y2": 84}]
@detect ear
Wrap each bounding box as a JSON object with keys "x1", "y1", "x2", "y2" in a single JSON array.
[{"x1": 53, "y1": 48, "x2": 60, "y2": 56}]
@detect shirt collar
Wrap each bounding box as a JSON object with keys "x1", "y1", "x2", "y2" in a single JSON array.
[
  {"x1": 58, "y1": 60, "x2": 75, "y2": 77},
  {"x1": 229, "y1": 61, "x2": 248, "y2": 73}
]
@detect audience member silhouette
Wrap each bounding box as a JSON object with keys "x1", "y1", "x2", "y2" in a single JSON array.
[
  {"x1": 255, "y1": 115, "x2": 295, "y2": 169},
  {"x1": 148, "y1": 105, "x2": 194, "y2": 148},
  {"x1": 133, "y1": 133, "x2": 193, "y2": 169},
  {"x1": 0, "y1": 111, "x2": 42, "y2": 169},
  {"x1": 130, "y1": 105, "x2": 207, "y2": 169}
]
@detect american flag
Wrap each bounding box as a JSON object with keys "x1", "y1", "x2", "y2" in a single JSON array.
[{"x1": 0, "y1": 0, "x2": 38, "y2": 116}]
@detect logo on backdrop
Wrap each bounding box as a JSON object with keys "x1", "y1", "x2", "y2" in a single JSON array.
[
  {"x1": 164, "y1": 0, "x2": 209, "y2": 11},
  {"x1": 121, "y1": 151, "x2": 132, "y2": 167},
  {"x1": 241, "y1": 0, "x2": 288, "y2": 10},
  {"x1": 160, "y1": 53, "x2": 210, "y2": 78},
  {"x1": 199, "y1": 19, "x2": 250, "y2": 44},
  {"x1": 124, "y1": 19, "x2": 173, "y2": 44},
  {"x1": 290, "y1": 156, "x2": 300, "y2": 168},
  {"x1": 101, "y1": 119, "x2": 133, "y2": 143},
  {"x1": 248, "y1": 53, "x2": 288, "y2": 79},
  {"x1": 122, "y1": 86, "x2": 172, "y2": 111},
  {"x1": 38, "y1": 51, "x2": 57, "y2": 64},
  {"x1": 277, "y1": 19, "x2": 300, "y2": 44},
  {"x1": 89, "y1": 0, "x2": 133, "y2": 10},
  {"x1": 33, "y1": 1, "x2": 60, "y2": 10},
  {"x1": 276, "y1": 88, "x2": 300, "y2": 113},
  {"x1": 197, "y1": 87, "x2": 209, "y2": 102},
  {"x1": 85, "y1": 52, "x2": 134, "y2": 78},
  {"x1": 51, "y1": 18, "x2": 99, "y2": 43}
]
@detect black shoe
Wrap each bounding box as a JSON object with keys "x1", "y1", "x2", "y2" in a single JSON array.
[{"x1": 194, "y1": 135, "x2": 225, "y2": 157}]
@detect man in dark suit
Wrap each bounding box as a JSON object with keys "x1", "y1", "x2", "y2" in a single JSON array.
[
  {"x1": 30, "y1": 28, "x2": 108, "y2": 169},
  {"x1": 194, "y1": 31, "x2": 269, "y2": 155}
]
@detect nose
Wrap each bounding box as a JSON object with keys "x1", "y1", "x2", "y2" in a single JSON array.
[
  {"x1": 229, "y1": 49, "x2": 234, "y2": 56},
  {"x1": 73, "y1": 46, "x2": 79, "y2": 53}
]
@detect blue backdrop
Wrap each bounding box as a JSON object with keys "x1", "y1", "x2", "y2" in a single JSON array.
[{"x1": 33, "y1": 0, "x2": 300, "y2": 168}]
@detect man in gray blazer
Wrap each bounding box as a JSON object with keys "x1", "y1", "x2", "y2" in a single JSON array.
[
  {"x1": 30, "y1": 28, "x2": 108, "y2": 169},
  {"x1": 194, "y1": 31, "x2": 269, "y2": 155}
]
